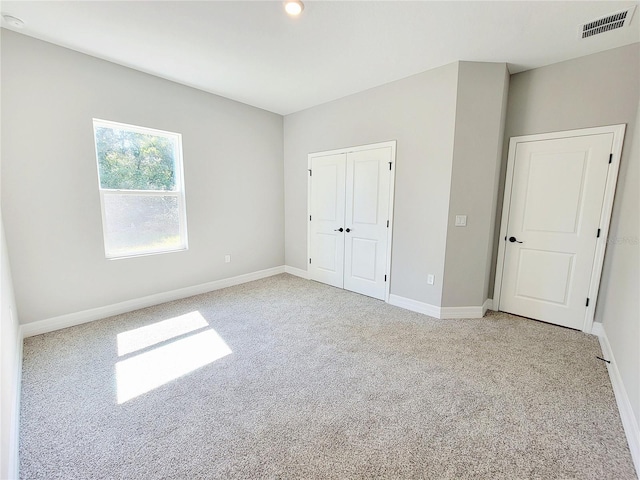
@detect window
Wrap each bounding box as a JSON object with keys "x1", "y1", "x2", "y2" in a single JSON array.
[{"x1": 93, "y1": 119, "x2": 188, "y2": 258}]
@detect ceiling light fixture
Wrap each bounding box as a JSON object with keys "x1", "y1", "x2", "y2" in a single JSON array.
[
  {"x1": 2, "y1": 13, "x2": 25, "y2": 28},
  {"x1": 284, "y1": 1, "x2": 304, "y2": 16}
]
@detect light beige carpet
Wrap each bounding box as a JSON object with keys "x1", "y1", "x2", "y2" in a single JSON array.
[{"x1": 19, "y1": 274, "x2": 636, "y2": 479}]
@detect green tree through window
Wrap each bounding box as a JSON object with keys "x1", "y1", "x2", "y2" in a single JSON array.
[
  {"x1": 93, "y1": 120, "x2": 188, "y2": 258},
  {"x1": 95, "y1": 127, "x2": 176, "y2": 191}
]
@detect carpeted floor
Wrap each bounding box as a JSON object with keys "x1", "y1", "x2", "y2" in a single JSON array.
[{"x1": 20, "y1": 274, "x2": 636, "y2": 479}]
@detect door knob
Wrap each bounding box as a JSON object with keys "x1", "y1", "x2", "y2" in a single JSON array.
[
  {"x1": 334, "y1": 228, "x2": 343, "y2": 232},
  {"x1": 508, "y1": 236, "x2": 523, "y2": 243},
  {"x1": 345, "y1": 228, "x2": 351, "y2": 233}
]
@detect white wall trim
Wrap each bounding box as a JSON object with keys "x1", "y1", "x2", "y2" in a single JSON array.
[
  {"x1": 439, "y1": 305, "x2": 485, "y2": 319},
  {"x1": 595, "y1": 326, "x2": 640, "y2": 477},
  {"x1": 482, "y1": 298, "x2": 493, "y2": 315},
  {"x1": 284, "y1": 265, "x2": 309, "y2": 279},
  {"x1": 388, "y1": 294, "x2": 441, "y2": 318},
  {"x1": 388, "y1": 294, "x2": 489, "y2": 319},
  {"x1": 307, "y1": 140, "x2": 398, "y2": 158},
  {"x1": 21, "y1": 266, "x2": 285, "y2": 338},
  {"x1": 8, "y1": 326, "x2": 23, "y2": 480},
  {"x1": 591, "y1": 321, "x2": 604, "y2": 337}
]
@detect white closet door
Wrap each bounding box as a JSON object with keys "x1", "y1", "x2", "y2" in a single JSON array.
[
  {"x1": 309, "y1": 153, "x2": 346, "y2": 288},
  {"x1": 343, "y1": 147, "x2": 391, "y2": 300}
]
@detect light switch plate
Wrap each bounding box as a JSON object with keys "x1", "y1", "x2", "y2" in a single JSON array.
[{"x1": 455, "y1": 215, "x2": 467, "y2": 227}]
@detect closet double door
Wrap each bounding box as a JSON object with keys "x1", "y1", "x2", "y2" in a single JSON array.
[{"x1": 308, "y1": 142, "x2": 395, "y2": 301}]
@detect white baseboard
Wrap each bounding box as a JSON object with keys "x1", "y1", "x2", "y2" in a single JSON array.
[
  {"x1": 388, "y1": 294, "x2": 441, "y2": 318},
  {"x1": 440, "y1": 305, "x2": 485, "y2": 319},
  {"x1": 284, "y1": 265, "x2": 309, "y2": 279},
  {"x1": 591, "y1": 321, "x2": 604, "y2": 337},
  {"x1": 388, "y1": 294, "x2": 489, "y2": 319},
  {"x1": 483, "y1": 298, "x2": 493, "y2": 314},
  {"x1": 8, "y1": 326, "x2": 23, "y2": 480},
  {"x1": 595, "y1": 325, "x2": 640, "y2": 477},
  {"x1": 21, "y1": 266, "x2": 285, "y2": 338}
]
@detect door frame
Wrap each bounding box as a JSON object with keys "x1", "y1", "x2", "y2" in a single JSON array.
[
  {"x1": 307, "y1": 140, "x2": 397, "y2": 302},
  {"x1": 493, "y1": 124, "x2": 626, "y2": 333}
]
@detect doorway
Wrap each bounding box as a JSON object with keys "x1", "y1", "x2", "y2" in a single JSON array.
[
  {"x1": 307, "y1": 141, "x2": 396, "y2": 301},
  {"x1": 494, "y1": 125, "x2": 625, "y2": 332}
]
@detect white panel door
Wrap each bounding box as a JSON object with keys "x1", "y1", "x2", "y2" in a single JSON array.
[
  {"x1": 309, "y1": 153, "x2": 346, "y2": 288},
  {"x1": 499, "y1": 133, "x2": 613, "y2": 329},
  {"x1": 343, "y1": 148, "x2": 391, "y2": 300}
]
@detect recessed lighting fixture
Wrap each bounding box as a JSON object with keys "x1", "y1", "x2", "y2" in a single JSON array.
[
  {"x1": 284, "y1": 1, "x2": 304, "y2": 16},
  {"x1": 2, "y1": 13, "x2": 25, "y2": 28}
]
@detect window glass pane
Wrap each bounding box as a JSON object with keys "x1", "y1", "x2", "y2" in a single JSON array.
[
  {"x1": 93, "y1": 119, "x2": 187, "y2": 259},
  {"x1": 103, "y1": 194, "x2": 183, "y2": 257},
  {"x1": 95, "y1": 126, "x2": 177, "y2": 191}
]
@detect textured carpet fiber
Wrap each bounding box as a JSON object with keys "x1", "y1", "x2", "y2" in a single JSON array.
[{"x1": 20, "y1": 274, "x2": 635, "y2": 479}]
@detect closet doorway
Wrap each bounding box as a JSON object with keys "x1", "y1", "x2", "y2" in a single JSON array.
[{"x1": 307, "y1": 141, "x2": 396, "y2": 301}]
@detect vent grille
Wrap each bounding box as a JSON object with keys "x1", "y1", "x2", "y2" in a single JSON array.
[{"x1": 580, "y1": 6, "x2": 636, "y2": 38}]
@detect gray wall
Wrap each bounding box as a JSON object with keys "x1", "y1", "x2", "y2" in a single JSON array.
[
  {"x1": 597, "y1": 102, "x2": 639, "y2": 433},
  {"x1": 498, "y1": 43, "x2": 639, "y2": 432},
  {"x1": 1, "y1": 31, "x2": 21, "y2": 476},
  {"x1": 284, "y1": 63, "x2": 459, "y2": 306},
  {"x1": 1, "y1": 31, "x2": 285, "y2": 324},
  {"x1": 490, "y1": 44, "x2": 640, "y2": 299},
  {"x1": 0, "y1": 221, "x2": 20, "y2": 478},
  {"x1": 284, "y1": 61, "x2": 508, "y2": 309},
  {"x1": 442, "y1": 63, "x2": 509, "y2": 307}
]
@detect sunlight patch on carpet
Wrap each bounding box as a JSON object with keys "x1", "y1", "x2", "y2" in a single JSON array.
[
  {"x1": 117, "y1": 311, "x2": 210, "y2": 356},
  {"x1": 116, "y1": 313, "x2": 232, "y2": 403}
]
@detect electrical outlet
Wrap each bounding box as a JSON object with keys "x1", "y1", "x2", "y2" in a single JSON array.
[
  {"x1": 427, "y1": 274, "x2": 435, "y2": 285},
  {"x1": 455, "y1": 215, "x2": 467, "y2": 227},
  {"x1": 225, "y1": 255, "x2": 231, "y2": 263}
]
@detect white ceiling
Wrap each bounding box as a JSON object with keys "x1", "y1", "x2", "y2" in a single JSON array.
[{"x1": 1, "y1": 1, "x2": 639, "y2": 115}]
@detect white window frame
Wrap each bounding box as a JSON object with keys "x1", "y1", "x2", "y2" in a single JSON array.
[{"x1": 93, "y1": 119, "x2": 189, "y2": 259}]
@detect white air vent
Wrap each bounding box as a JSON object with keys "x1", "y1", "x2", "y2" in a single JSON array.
[{"x1": 579, "y1": 6, "x2": 636, "y2": 39}]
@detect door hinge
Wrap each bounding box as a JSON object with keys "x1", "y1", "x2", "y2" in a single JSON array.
[
  {"x1": 309, "y1": 215, "x2": 312, "y2": 221},
  {"x1": 597, "y1": 228, "x2": 601, "y2": 238},
  {"x1": 309, "y1": 258, "x2": 311, "y2": 264},
  {"x1": 384, "y1": 274, "x2": 387, "y2": 282},
  {"x1": 308, "y1": 169, "x2": 312, "y2": 176},
  {"x1": 586, "y1": 297, "x2": 590, "y2": 307},
  {"x1": 386, "y1": 220, "x2": 389, "y2": 228},
  {"x1": 609, "y1": 154, "x2": 613, "y2": 164},
  {"x1": 388, "y1": 162, "x2": 392, "y2": 171}
]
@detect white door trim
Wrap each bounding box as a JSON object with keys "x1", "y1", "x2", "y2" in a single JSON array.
[
  {"x1": 493, "y1": 124, "x2": 626, "y2": 333},
  {"x1": 307, "y1": 140, "x2": 397, "y2": 302}
]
